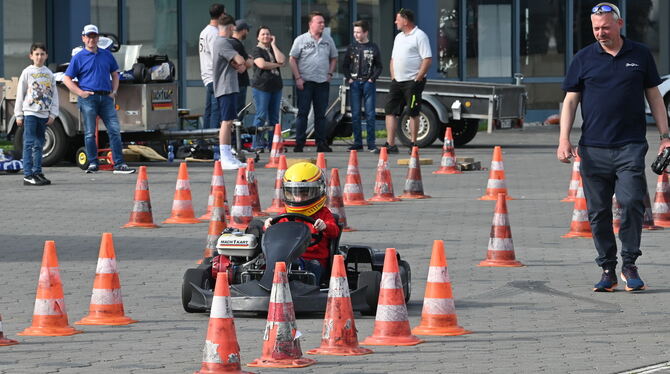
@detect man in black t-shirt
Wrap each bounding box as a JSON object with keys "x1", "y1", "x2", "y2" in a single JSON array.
[{"x1": 230, "y1": 20, "x2": 254, "y2": 120}]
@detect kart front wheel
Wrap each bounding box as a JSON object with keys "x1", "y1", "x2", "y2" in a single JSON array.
[{"x1": 182, "y1": 268, "x2": 208, "y2": 313}]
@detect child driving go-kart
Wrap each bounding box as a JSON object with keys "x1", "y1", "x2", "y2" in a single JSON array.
[{"x1": 263, "y1": 162, "x2": 340, "y2": 282}]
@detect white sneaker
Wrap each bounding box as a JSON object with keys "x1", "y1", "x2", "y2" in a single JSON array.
[{"x1": 220, "y1": 157, "x2": 247, "y2": 170}]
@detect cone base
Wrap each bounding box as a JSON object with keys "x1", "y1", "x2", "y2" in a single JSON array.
[
  {"x1": 343, "y1": 227, "x2": 355, "y2": 232},
  {"x1": 367, "y1": 196, "x2": 401, "y2": 202},
  {"x1": 122, "y1": 222, "x2": 160, "y2": 229},
  {"x1": 344, "y1": 200, "x2": 371, "y2": 206},
  {"x1": 18, "y1": 325, "x2": 83, "y2": 336},
  {"x1": 307, "y1": 346, "x2": 373, "y2": 356},
  {"x1": 264, "y1": 163, "x2": 279, "y2": 169},
  {"x1": 247, "y1": 357, "x2": 316, "y2": 368},
  {"x1": 643, "y1": 225, "x2": 664, "y2": 230},
  {"x1": 654, "y1": 219, "x2": 670, "y2": 228},
  {"x1": 562, "y1": 232, "x2": 592, "y2": 238},
  {"x1": 197, "y1": 213, "x2": 212, "y2": 220},
  {"x1": 195, "y1": 366, "x2": 253, "y2": 374},
  {"x1": 252, "y1": 211, "x2": 268, "y2": 217},
  {"x1": 163, "y1": 217, "x2": 202, "y2": 224},
  {"x1": 412, "y1": 325, "x2": 472, "y2": 336},
  {"x1": 479, "y1": 194, "x2": 513, "y2": 201},
  {"x1": 478, "y1": 259, "x2": 524, "y2": 267},
  {"x1": 398, "y1": 194, "x2": 431, "y2": 199},
  {"x1": 433, "y1": 169, "x2": 462, "y2": 175},
  {"x1": 75, "y1": 315, "x2": 137, "y2": 325},
  {"x1": 361, "y1": 335, "x2": 423, "y2": 346},
  {"x1": 0, "y1": 338, "x2": 19, "y2": 346},
  {"x1": 561, "y1": 197, "x2": 576, "y2": 202}
]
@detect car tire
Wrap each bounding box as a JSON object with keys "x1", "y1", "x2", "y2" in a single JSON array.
[
  {"x1": 182, "y1": 268, "x2": 209, "y2": 313},
  {"x1": 397, "y1": 106, "x2": 440, "y2": 148},
  {"x1": 13, "y1": 119, "x2": 69, "y2": 167},
  {"x1": 358, "y1": 270, "x2": 381, "y2": 315},
  {"x1": 75, "y1": 146, "x2": 89, "y2": 170},
  {"x1": 399, "y1": 260, "x2": 412, "y2": 302}
]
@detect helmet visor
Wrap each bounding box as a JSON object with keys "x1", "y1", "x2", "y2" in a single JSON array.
[{"x1": 282, "y1": 181, "x2": 324, "y2": 206}]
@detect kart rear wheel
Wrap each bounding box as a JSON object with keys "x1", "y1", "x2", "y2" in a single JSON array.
[
  {"x1": 358, "y1": 270, "x2": 381, "y2": 315},
  {"x1": 182, "y1": 268, "x2": 208, "y2": 313},
  {"x1": 399, "y1": 260, "x2": 412, "y2": 302}
]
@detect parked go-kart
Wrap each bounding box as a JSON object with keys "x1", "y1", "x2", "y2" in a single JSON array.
[{"x1": 181, "y1": 213, "x2": 411, "y2": 314}]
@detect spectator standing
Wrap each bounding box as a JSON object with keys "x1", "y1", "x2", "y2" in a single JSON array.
[
  {"x1": 380, "y1": 8, "x2": 432, "y2": 154},
  {"x1": 199, "y1": 3, "x2": 225, "y2": 129},
  {"x1": 63, "y1": 24, "x2": 135, "y2": 174},
  {"x1": 342, "y1": 20, "x2": 382, "y2": 152},
  {"x1": 213, "y1": 14, "x2": 247, "y2": 170},
  {"x1": 250, "y1": 26, "x2": 286, "y2": 150},
  {"x1": 230, "y1": 20, "x2": 254, "y2": 119},
  {"x1": 14, "y1": 43, "x2": 59, "y2": 186},
  {"x1": 557, "y1": 3, "x2": 670, "y2": 292},
  {"x1": 289, "y1": 11, "x2": 338, "y2": 152}
]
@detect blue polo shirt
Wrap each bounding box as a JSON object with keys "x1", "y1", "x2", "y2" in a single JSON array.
[
  {"x1": 64, "y1": 48, "x2": 119, "y2": 92},
  {"x1": 563, "y1": 37, "x2": 661, "y2": 147}
]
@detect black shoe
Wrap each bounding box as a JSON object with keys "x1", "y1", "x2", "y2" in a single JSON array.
[
  {"x1": 34, "y1": 173, "x2": 51, "y2": 185},
  {"x1": 368, "y1": 147, "x2": 379, "y2": 153},
  {"x1": 347, "y1": 144, "x2": 363, "y2": 151},
  {"x1": 86, "y1": 164, "x2": 99, "y2": 173},
  {"x1": 621, "y1": 264, "x2": 646, "y2": 291},
  {"x1": 387, "y1": 144, "x2": 399, "y2": 154},
  {"x1": 593, "y1": 268, "x2": 618, "y2": 292},
  {"x1": 113, "y1": 164, "x2": 136, "y2": 174},
  {"x1": 294, "y1": 145, "x2": 304, "y2": 153},
  {"x1": 23, "y1": 175, "x2": 45, "y2": 186},
  {"x1": 317, "y1": 143, "x2": 333, "y2": 153}
]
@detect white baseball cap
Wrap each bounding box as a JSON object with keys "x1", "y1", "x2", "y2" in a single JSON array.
[{"x1": 82, "y1": 24, "x2": 99, "y2": 35}]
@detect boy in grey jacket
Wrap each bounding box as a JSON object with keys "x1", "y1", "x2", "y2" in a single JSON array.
[{"x1": 14, "y1": 43, "x2": 59, "y2": 186}]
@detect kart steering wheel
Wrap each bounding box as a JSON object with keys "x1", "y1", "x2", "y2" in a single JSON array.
[{"x1": 269, "y1": 213, "x2": 323, "y2": 246}]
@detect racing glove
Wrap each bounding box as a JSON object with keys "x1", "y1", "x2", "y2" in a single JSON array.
[
  {"x1": 313, "y1": 218, "x2": 326, "y2": 231},
  {"x1": 263, "y1": 217, "x2": 273, "y2": 229}
]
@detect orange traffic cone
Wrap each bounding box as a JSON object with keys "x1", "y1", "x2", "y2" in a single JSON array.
[
  {"x1": 479, "y1": 146, "x2": 513, "y2": 200},
  {"x1": 413, "y1": 240, "x2": 470, "y2": 336},
  {"x1": 122, "y1": 166, "x2": 159, "y2": 228},
  {"x1": 562, "y1": 180, "x2": 592, "y2": 238},
  {"x1": 195, "y1": 272, "x2": 252, "y2": 374},
  {"x1": 76, "y1": 233, "x2": 137, "y2": 326},
  {"x1": 653, "y1": 173, "x2": 670, "y2": 227},
  {"x1": 343, "y1": 150, "x2": 370, "y2": 206},
  {"x1": 307, "y1": 255, "x2": 372, "y2": 356},
  {"x1": 19, "y1": 241, "x2": 83, "y2": 336},
  {"x1": 266, "y1": 155, "x2": 287, "y2": 214},
  {"x1": 264, "y1": 124, "x2": 284, "y2": 168},
  {"x1": 164, "y1": 162, "x2": 202, "y2": 224},
  {"x1": 478, "y1": 193, "x2": 524, "y2": 267},
  {"x1": 433, "y1": 127, "x2": 462, "y2": 174},
  {"x1": 612, "y1": 195, "x2": 621, "y2": 234},
  {"x1": 246, "y1": 158, "x2": 266, "y2": 217},
  {"x1": 362, "y1": 248, "x2": 423, "y2": 346},
  {"x1": 561, "y1": 155, "x2": 581, "y2": 202},
  {"x1": 368, "y1": 147, "x2": 400, "y2": 202},
  {"x1": 326, "y1": 168, "x2": 353, "y2": 232},
  {"x1": 248, "y1": 262, "x2": 316, "y2": 368},
  {"x1": 200, "y1": 161, "x2": 230, "y2": 221},
  {"x1": 229, "y1": 167, "x2": 253, "y2": 230},
  {"x1": 0, "y1": 314, "x2": 19, "y2": 346},
  {"x1": 643, "y1": 190, "x2": 663, "y2": 230},
  {"x1": 316, "y1": 152, "x2": 329, "y2": 185},
  {"x1": 398, "y1": 146, "x2": 430, "y2": 199},
  {"x1": 203, "y1": 192, "x2": 228, "y2": 259}
]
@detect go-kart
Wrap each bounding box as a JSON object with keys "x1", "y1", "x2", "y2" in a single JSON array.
[{"x1": 181, "y1": 213, "x2": 411, "y2": 314}]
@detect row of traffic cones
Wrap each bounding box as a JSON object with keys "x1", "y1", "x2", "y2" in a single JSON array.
[
  {"x1": 2, "y1": 234, "x2": 136, "y2": 342},
  {"x1": 193, "y1": 240, "x2": 470, "y2": 372}
]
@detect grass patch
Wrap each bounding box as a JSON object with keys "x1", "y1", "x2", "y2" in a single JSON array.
[
  {"x1": 0, "y1": 140, "x2": 13, "y2": 151},
  {"x1": 335, "y1": 130, "x2": 387, "y2": 141}
]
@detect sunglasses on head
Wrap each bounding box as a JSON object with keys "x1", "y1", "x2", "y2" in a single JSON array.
[{"x1": 592, "y1": 4, "x2": 620, "y2": 17}]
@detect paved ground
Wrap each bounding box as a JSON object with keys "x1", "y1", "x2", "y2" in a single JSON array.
[{"x1": 1, "y1": 125, "x2": 669, "y2": 374}]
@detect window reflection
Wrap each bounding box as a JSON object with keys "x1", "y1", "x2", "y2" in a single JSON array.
[
  {"x1": 520, "y1": 0, "x2": 565, "y2": 77},
  {"x1": 241, "y1": 0, "x2": 293, "y2": 79},
  {"x1": 438, "y1": 0, "x2": 459, "y2": 78},
  {"x1": 573, "y1": 0, "x2": 621, "y2": 53},
  {"x1": 466, "y1": 0, "x2": 512, "y2": 78},
  {"x1": 300, "y1": 0, "x2": 349, "y2": 77},
  {"x1": 126, "y1": 0, "x2": 179, "y2": 77},
  {"x1": 627, "y1": 0, "x2": 666, "y2": 75}
]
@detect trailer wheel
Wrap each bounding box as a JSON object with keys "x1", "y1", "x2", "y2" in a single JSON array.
[
  {"x1": 13, "y1": 119, "x2": 69, "y2": 167},
  {"x1": 397, "y1": 107, "x2": 439, "y2": 148},
  {"x1": 449, "y1": 119, "x2": 479, "y2": 146},
  {"x1": 75, "y1": 147, "x2": 90, "y2": 170}
]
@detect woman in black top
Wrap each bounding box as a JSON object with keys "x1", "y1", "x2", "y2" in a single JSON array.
[{"x1": 250, "y1": 26, "x2": 285, "y2": 150}]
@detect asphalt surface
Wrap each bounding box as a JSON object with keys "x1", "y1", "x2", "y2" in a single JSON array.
[{"x1": 1, "y1": 125, "x2": 669, "y2": 374}]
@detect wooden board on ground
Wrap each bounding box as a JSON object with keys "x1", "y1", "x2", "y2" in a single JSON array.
[
  {"x1": 397, "y1": 158, "x2": 433, "y2": 165},
  {"x1": 458, "y1": 161, "x2": 481, "y2": 171},
  {"x1": 286, "y1": 158, "x2": 316, "y2": 167},
  {"x1": 128, "y1": 145, "x2": 167, "y2": 161},
  {"x1": 185, "y1": 157, "x2": 214, "y2": 163}
]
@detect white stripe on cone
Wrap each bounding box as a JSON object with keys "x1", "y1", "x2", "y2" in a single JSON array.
[
  {"x1": 441, "y1": 157, "x2": 456, "y2": 167},
  {"x1": 492, "y1": 213, "x2": 509, "y2": 227},
  {"x1": 212, "y1": 176, "x2": 224, "y2": 186},
  {"x1": 404, "y1": 180, "x2": 423, "y2": 192},
  {"x1": 343, "y1": 184, "x2": 362, "y2": 194},
  {"x1": 572, "y1": 209, "x2": 588, "y2": 221},
  {"x1": 489, "y1": 237, "x2": 514, "y2": 251},
  {"x1": 231, "y1": 205, "x2": 253, "y2": 217},
  {"x1": 422, "y1": 297, "x2": 455, "y2": 315},
  {"x1": 269, "y1": 277, "x2": 293, "y2": 304},
  {"x1": 327, "y1": 276, "x2": 350, "y2": 298},
  {"x1": 96, "y1": 258, "x2": 118, "y2": 274},
  {"x1": 380, "y1": 272, "x2": 402, "y2": 289},
  {"x1": 491, "y1": 161, "x2": 504, "y2": 170},
  {"x1": 91, "y1": 288, "x2": 123, "y2": 305},
  {"x1": 38, "y1": 267, "x2": 60, "y2": 288},
  {"x1": 653, "y1": 203, "x2": 669, "y2": 213},
  {"x1": 137, "y1": 180, "x2": 148, "y2": 190},
  {"x1": 172, "y1": 199, "x2": 194, "y2": 211},
  {"x1": 409, "y1": 158, "x2": 418, "y2": 168},
  {"x1": 234, "y1": 185, "x2": 249, "y2": 196},
  {"x1": 427, "y1": 266, "x2": 450, "y2": 283},
  {"x1": 210, "y1": 295, "x2": 234, "y2": 319},
  {"x1": 569, "y1": 180, "x2": 580, "y2": 190},
  {"x1": 486, "y1": 178, "x2": 507, "y2": 189},
  {"x1": 131, "y1": 201, "x2": 151, "y2": 212},
  {"x1": 33, "y1": 298, "x2": 66, "y2": 316},
  {"x1": 375, "y1": 304, "x2": 409, "y2": 322},
  {"x1": 176, "y1": 180, "x2": 191, "y2": 190},
  {"x1": 347, "y1": 165, "x2": 359, "y2": 174},
  {"x1": 202, "y1": 340, "x2": 223, "y2": 364}
]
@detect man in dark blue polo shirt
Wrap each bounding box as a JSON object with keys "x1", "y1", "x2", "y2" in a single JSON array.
[
  {"x1": 557, "y1": 3, "x2": 670, "y2": 292},
  {"x1": 63, "y1": 24, "x2": 135, "y2": 174}
]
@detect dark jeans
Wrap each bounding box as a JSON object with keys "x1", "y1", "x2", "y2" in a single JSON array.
[
  {"x1": 579, "y1": 143, "x2": 648, "y2": 269},
  {"x1": 295, "y1": 81, "x2": 329, "y2": 147},
  {"x1": 350, "y1": 80, "x2": 376, "y2": 149},
  {"x1": 203, "y1": 82, "x2": 220, "y2": 129},
  {"x1": 78, "y1": 94, "x2": 125, "y2": 166},
  {"x1": 22, "y1": 115, "x2": 47, "y2": 176}
]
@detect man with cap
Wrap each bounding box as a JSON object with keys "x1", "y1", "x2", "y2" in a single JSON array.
[
  {"x1": 229, "y1": 20, "x2": 254, "y2": 119},
  {"x1": 63, "y1": 24, "x2": 135, "y2": 174}
]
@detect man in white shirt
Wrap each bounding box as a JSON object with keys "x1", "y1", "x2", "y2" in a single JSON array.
[
  {"x1": 379, "y1": 8, "x2": 432, "y2": 154},
  {"x1": 199, "y1": 4, "x2": 225, "y2": 129}
]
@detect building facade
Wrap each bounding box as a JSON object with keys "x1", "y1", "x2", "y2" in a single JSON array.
[{"x1": 2, "y1": 0, "x2": 668, "y2": 122}]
